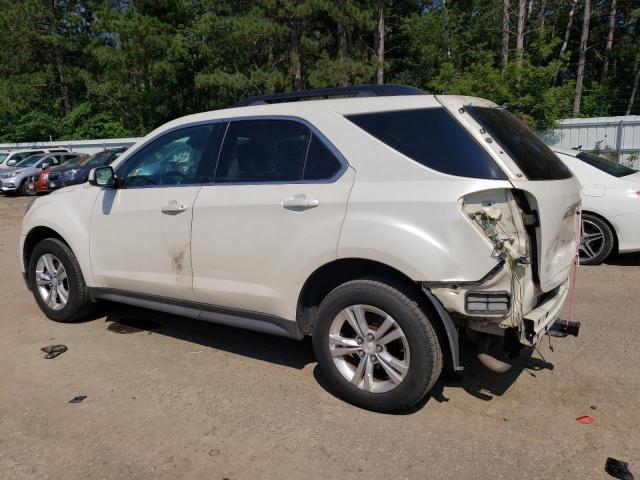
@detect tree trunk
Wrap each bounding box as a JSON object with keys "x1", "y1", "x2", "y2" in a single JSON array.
[
  {"x1": 573, "y1": 0, "x2": 590, "y2": 116},
  {"x1": 601, "y1": 0, "x2": 617, "y2": 82},
  {"x1": 501, "y1": 0, "x2": 510, "y2": 78},
  {"x1": 373, "y1": 4, "x2": 385, "y2": 85},
  {"x1": 554, "y1": 0, "x2": 578, "y2": 83},
  {"x1": 55, "y1": 49, "x2": 71, "y2": 115},
  {"x1": 626, "y1": 61, "x2": 640, "y2": 116},
  {"x1": 516, "y1": 0, "x2": 526, "y2": 71},
  {"x1": 291, "y1": 17, "x2": 302, "y2": 91},
  {"x1": 539, "y1": 0, "x2": 547, "y2": 29}
]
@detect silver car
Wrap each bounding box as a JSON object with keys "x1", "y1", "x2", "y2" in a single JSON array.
[{"x1": 1, "y1": 152, "x2": 79, "y2": 194}]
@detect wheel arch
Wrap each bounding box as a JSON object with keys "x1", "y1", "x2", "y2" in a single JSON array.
[
  {"x1": 296, "y1": 257, "x2": 460, "y2": 372},
  {"x1": 23, "y1": 226, "x2": 71, "y2": 274}
]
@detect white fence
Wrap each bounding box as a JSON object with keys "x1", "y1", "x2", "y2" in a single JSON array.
[
  {"x1": 0, "y1": 137, "x2": 142, "y2": 156},
  {"x1": 541, "y1": 115, "x2": 640, "y2": 168},
  {"x1": 3, "y1": 114, "x2": 640, "y2": 169}
]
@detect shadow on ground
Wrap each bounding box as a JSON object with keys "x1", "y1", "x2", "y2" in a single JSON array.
[
  {"x1": 101, "y1": 302, "x2": 315, "y2": 370},
  {"x1": 604, "y1": 251, "x2": 640, "y2": 266},
  {"x1": 98, "y1": 302, "x2": 554, "y2": 414}
]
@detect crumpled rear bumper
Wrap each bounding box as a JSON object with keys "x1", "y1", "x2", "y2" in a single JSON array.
[{"x1": 521, "y1": 280, "x2": 569, "y2": 346}]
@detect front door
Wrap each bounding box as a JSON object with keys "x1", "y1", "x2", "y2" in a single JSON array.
[{"x1": 90, "y1": 123, "x2": 222, "y2": 301}]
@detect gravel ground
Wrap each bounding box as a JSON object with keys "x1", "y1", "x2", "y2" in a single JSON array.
[{"x1": 1, "y1": 194, "x2": 638, "y2": 480}]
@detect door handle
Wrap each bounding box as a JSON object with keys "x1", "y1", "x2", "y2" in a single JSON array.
[
  {"x1": 161, "y1": 200, "x2": 187, "y2": 214},
  {"x1": 282, "y1": 194, "x2": 320, "y2": 211}
]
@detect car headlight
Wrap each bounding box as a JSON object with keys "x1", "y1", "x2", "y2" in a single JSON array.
[{"x1": 9, "y1": 171, "x2": 19, "y2": 177}]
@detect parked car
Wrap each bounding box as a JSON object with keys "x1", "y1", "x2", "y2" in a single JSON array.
[
  {"x1": 27, "y1": 153, "x2": 90, "y2": 195},
  {"x1": 1, "y1": 152, "x2": 79, "y2": 195},
  {"x1": 21, "y1": 85, "x2": 581, "y2": 411},
  {"x1": 553, "y1": 147, "x2": 640, "y2": 264},
  {"x1": 0, "y1": 147, "x2": 69, "y2": 170},
  {"x1": 47, "y1": 147, "x2": 127, "y2": 191}
]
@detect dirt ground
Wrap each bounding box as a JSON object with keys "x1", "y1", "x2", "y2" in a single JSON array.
[{"x1": 0, "y1": 194, "x2": 638, "y2": 480}]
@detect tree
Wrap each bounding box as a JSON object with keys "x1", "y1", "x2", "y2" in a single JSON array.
[
  {"x1": 516, "y1": 0, "x2": 526, "y2": 71},
  {"x1": 554, "y1": 0, "x2": 578, "y2": 83},
  {"x1": 501, "y1": 0, "x2": 510, "y2": 78},
  {"x1": 374, "y1": 1, "x2": 385, "y2": 84},
  {"x1": 601, "y1": 0, "x2": 617, "y2": 82},
  {"x1": 573, "y1": 0, "x2": 591, "y2": 116}
]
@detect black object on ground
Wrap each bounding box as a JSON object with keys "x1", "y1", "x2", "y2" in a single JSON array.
[
  {"x1": 68, "y1": 396, "x2": 87, "y2": 404},
  {"x1": 41, "y1": 345, "x2": 67, "y2": 359},
  {"x1": 106, "y1": 318, "x2": 161, "y2": 334},
  {"x1": 606, "y1": 457, "x2": 634, "y2": 480}
]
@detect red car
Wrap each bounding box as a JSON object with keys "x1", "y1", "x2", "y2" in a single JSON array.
[
  {"x1": 26, "y1": 171, "x2": 50, "y2": 195},
  {"x1": 26, "y1": 153, "x2": 87, "y2": 194}
]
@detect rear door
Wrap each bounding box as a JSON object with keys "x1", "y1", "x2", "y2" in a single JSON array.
[
  {"x1": 191, "y1": 118, "x2": 353, "y2": 320},
  {"x1": 457, "y1": 103, "x2": 581, "y2": 292}
]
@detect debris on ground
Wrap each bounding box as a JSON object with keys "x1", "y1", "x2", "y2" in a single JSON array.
[
  {"x1": 68, "y1": 396, "x2": 87, "y2": 404},
  {"x1": 41, "y1": 345, "x2": 67, "y2": 359},
  {"x1": 576, "y1": 416, "x2": 594, "y2": 424},
  {"x1": 605, "y1": 457, "x2": 634, "y2": 480}
]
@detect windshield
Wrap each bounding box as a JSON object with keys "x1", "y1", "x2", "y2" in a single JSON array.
[
  {"x1": 16, "y1": 154, "x2": 46, "y2": 167},
  {"x1": 83, "y1": 151, "x2": 112, "y2": 168},
  {"x1": 576, "y1": 152, "x2": 638, "y2": 178},
  {"x1": 0, "y1": 154, "x2": 8, "y2": 163},
  {"x1": 466, "y1": 106, "x2": 573, "y2": 180}
]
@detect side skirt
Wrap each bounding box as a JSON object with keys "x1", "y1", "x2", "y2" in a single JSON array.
[{"x1": 90, "y1": 288, "x2": 304, "y2": 340}]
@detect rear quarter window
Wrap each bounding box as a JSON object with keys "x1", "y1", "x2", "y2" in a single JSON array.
[{"x1": 345, "y1": 108, "x2": 506, "y2": 180}]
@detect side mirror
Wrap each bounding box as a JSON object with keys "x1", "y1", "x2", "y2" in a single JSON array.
[
  {"x1": 41, "y1": 163, "x2": 49, "y2": 170},
  {"x1": 7, "y1": 159, "x2": 16, "y2": 166},
  {"x1": 88, "y1": 166, "x2": 116, "y2": 187}
]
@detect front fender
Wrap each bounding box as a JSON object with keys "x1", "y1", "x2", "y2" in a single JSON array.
[{"x1": 21, "y1": 185, "x2": 100, "y2": 285}]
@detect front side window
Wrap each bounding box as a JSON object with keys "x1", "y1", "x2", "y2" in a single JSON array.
[
  {"x1": 119, "y1": 124, "x2": 217, "y2": 187},
  {"x1": 216, "y1": 120, "x2": 310, "y2": 183},
  {"x1": 346, "y1": 108, "x2": 507, "y2": 180},
  {"x1": 466, "y1": 106, "x2": 573, "y2": 180},
  {"x1": 576, "y1": 152, "x2": 638, "y2": 178}
]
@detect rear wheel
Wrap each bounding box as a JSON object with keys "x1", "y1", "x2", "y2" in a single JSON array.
[
  {"x1": 28, "y1": 238, "x2": 94, "y2": 322},
  {"x1": 312, "y1": 279, "x2": 442, "y2": 412},
  {"x1": 579, "y1": 213, "x2": 614, "y2": 265}
]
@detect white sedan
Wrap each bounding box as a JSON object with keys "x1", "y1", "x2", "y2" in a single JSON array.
[{"x1": 553, "y1": 147, "x2": 640, "y2": 264}]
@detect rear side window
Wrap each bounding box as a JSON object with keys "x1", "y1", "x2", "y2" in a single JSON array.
[
  {"x1": 346, "y1": 108, "x2": 506, "y2": 180},
  {"x1": 576, "y1": 151, "x2": 637, "y2": 177},
  {"x1": 215, "y1": 119, "x2": 344, "y2": 183},
  {"x1": 466, "y1": 106, "x2": 573, "y2": 180}
]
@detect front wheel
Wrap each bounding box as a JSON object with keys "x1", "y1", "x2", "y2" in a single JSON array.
[
  {"x1": 28, "y1": 238, "x2": 94, "y2": 322},
  {"x1": 312, "y1": 279, "x2": 442, "y2": 412}
]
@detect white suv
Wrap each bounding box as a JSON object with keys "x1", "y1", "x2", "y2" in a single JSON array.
[
  {"x1": 0, "y1": 147, "x2": 69, "y2": 169},
  {"x1": 20, "y1": 85, "x2": 581, "y2": 411}
]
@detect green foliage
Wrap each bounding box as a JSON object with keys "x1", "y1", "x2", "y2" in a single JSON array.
[{"x1": 0, "y1": 0, "x2": 638, "y2": 142}]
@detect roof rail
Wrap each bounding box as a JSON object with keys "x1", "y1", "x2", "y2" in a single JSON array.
[{"x1": 233, "y1": 84, "x2": 425, "y2": 107}]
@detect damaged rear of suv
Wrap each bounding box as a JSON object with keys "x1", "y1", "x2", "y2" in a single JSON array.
[{"x1": 21, "y1": 85, "x2": 580, "y2": 412}]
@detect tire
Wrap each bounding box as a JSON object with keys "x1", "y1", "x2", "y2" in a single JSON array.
[
  {"x1": 20, "y1": 180, "x2": 30, "y2": 196},
  {"x1": 28, "y1": 238, "x2": 94, "y2": 322},
  {"x1": 579, "y1": 213, "x2": 615, "y2": 265},
  {"x1": 312, "y1": 279, "x2": 442, "y2": 412}
]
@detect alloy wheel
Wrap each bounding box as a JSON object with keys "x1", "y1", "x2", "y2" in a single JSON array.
[
  {"x1": 35, "y1": 253, "x2": 69, "y2": 311},
  {"x1": 579, "y1": 218, "x2": 606, "y2": 262},
  {"x1": 328, "y1": 304, "x2": 410, "y2": 393}
]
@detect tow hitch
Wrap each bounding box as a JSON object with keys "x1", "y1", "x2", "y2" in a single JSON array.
[{"x1": 549, "y1": 319, "x2": 580, "y2": 338}]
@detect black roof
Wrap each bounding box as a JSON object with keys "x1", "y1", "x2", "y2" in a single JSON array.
[{"x1": 233, "y1": 84, "x2": 425, "y2": 107}]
